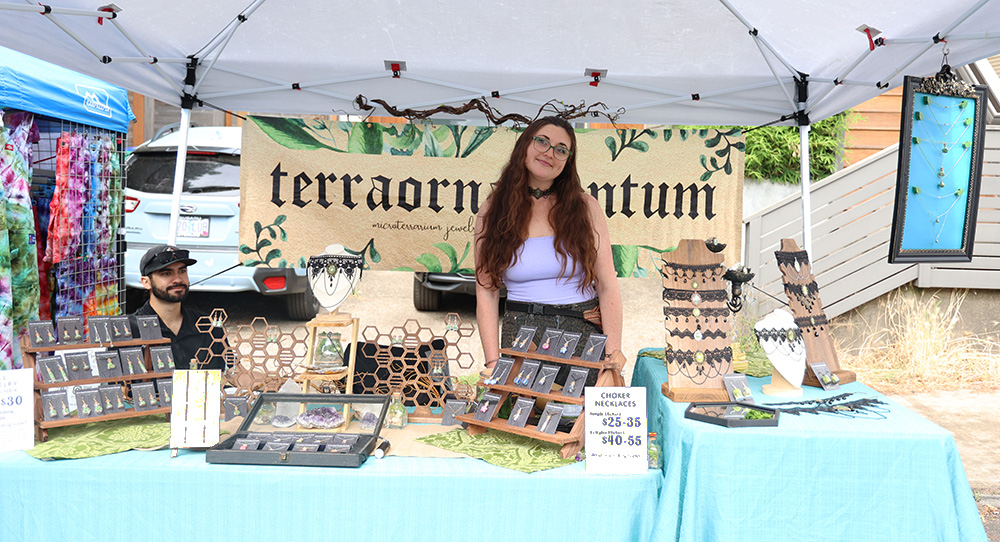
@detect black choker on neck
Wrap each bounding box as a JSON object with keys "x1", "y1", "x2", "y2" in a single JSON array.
[{"x1": 528, "y1": 185, "x2": 556, "y2": 199}]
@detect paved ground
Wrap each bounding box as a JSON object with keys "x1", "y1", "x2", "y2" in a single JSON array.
[{"x1": 189, "y1": 270, "x2": 999, "y2": 538}]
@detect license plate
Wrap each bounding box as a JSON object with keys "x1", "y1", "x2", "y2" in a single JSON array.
[{"x1": 177, "y1": 216, "x2": 210, "y2": 238}]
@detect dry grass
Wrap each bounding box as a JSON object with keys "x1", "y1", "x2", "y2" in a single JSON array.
[
  {"x1": 730, "y1": 291, "x2": 775, "y2": 378},
  {"x1": 834, "y1": 288, "x2": 1000, "y2": 393}
]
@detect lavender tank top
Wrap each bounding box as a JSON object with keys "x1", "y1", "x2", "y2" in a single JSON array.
[{"x1": 502, "y1": 236, "x2": 595, "y2": 304}]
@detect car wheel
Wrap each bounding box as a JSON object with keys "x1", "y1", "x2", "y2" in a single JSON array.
[
  {"x1": 413, "y1": 274, "x2": 442, "y2": 311},
  {"x1": 286, "y1": 290, "x2": 320, "y2": 321}
]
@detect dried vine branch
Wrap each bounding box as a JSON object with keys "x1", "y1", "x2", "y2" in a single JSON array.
[{"x1": 353, "y1": 95, "x2": 624, "y2": 127}]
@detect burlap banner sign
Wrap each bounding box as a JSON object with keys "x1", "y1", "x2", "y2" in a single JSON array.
[{"x1": 240, "y1": 116, "x2": 744, "y2": 276}]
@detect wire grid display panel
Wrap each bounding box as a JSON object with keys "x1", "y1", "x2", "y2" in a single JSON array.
[
  {"x1": 356, "y1": 315, "x2": 478, "y2": 408},
  {"x1": 28, "y1": 116, "x2": 126, "y2": 319}
]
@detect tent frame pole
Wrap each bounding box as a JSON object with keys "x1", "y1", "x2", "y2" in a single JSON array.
[
  {"x1": 167, "y1": 108, "x2": 192, "y2": 247},
  {"x1": 799, "y1": 125, "x2": 812, "y2": 258}
]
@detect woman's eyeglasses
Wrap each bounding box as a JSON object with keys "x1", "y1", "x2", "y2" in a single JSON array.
[{"x1": 531, "y1": 136, "x2": 572, "y2": 161}]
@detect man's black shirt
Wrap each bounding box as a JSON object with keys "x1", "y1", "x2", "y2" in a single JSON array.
[{"x1": 130, "y1": 301, "x2": 227, "y2": 370}]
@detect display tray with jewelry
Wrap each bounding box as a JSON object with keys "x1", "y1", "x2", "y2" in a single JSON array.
[
  {"x1": 206, "y1": 393, "x2": 389, "y2": 468},
  {"x1": 457, "y1": 325, "x2": 628, "y2": 459},
  {"x1": 684, "y1": 402, "x2": 780, "y2": 428},
  {"x1": 20, "y1": 321, "x2": 173, "y2": 442}
]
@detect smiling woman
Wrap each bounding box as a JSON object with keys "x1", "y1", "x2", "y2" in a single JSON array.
[{"x1": 474, "y1": 116, "x2": 623, "y2": 381}]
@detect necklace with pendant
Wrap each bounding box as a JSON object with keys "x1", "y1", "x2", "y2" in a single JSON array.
[{"x1": 528, "y1": 185, "x2": 556, "y2": 199}]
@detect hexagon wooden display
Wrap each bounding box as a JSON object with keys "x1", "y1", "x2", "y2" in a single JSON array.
[
  {"x1": 214, "y1": 311, "x2": 312, "y2": 397},
  {"x1": 355, "y1": 314, "x2": 477, "y2": 423},
  {"x1": 660, "y1": 239, "x2": 732, "y2": 402},
  {"x1": 208, "y1": 311, "x2": 476, "y2": 422},
  {"x1": 774, "y1": 239, "x2": 856, "y2": 387}
]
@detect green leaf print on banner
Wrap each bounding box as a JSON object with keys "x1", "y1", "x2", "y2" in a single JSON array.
[
  {"x1": 605, "y1": 129, "x2": 657, "y2": 162},
  {"x1": 400, "y1": 242, "x2": 473, "y2": 273},
  {"x1": 384, "y1": 124, "x2": 422, "y2": 156},
  {"x1": 348, "y1": 122, "x2": 384, "y2": 154},
  {"x1": 250, "y1": 117, "x2": 336, "y2": 151},
  {"x1": 612, "y1": 245, "x2": 675, "y2": 278},
  {"x1": 343, "y1": 239, "x2": 381, "y2": 270},
  {"x1": 461, "y1": 127, "x2": 495, "y2": 158},
  {"x1": 612, "y1": 245, "x2": 638, "y2": 278},
  {"x1": 423, "y1": 125, "x2": 456, "y2": 157},
  {"x1": 240, "y1": 216, "x2": 289, "y2": 268}
]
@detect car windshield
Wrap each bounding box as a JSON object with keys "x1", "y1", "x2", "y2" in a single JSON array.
[{"x1": 127, "y1": 152, "x2": 241, "y2": 195}]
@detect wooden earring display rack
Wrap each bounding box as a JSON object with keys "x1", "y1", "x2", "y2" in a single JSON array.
[
  {"x1": 774, "y1": 239, "x2": 856, "y2": 388},
  {"x1": 21, "y1": 334, "x2": 172, "y2": 442},
  {"x1": 456, "y1": 348, "x2": 626, "y2": 459}
]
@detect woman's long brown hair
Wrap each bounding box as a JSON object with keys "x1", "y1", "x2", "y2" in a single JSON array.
[{"x1": 477, "y1": 116, "x2": 598, "y2": 292}]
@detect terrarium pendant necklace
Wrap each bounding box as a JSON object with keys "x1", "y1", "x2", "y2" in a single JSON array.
[{"x1": 528, "y1": 185, "x2": 555, "y2": 199}]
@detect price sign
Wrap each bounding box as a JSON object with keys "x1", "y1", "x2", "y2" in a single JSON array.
[
  {"x1": 0, "y1": 369, "x2": 34, "y2": 452},
  {"x1": 585, "y1": 386, "x2": 647, "y2": 475}
]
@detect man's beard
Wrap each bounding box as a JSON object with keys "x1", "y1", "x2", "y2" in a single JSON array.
[{"x1": 151, "y1": 282, "x2": 188, "y2": 303}]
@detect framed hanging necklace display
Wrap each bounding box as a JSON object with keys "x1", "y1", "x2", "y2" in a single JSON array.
[{"x1": 888, "y1": 69, "x2": 987, "y2": 263}]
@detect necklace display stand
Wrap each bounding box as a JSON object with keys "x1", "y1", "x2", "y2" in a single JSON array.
[
  {"x1": 775, "y1": 239, "x2": 856, "y2": 387},
  {"x1": 661, "y1": 239, "x2": 732, "y2": 402},
  {"x1": 457, "y1": 349, "x2": 626, "y2": 459},
  {"x1": 756, "y1": 310, "x2": 806, "y2": 397}
]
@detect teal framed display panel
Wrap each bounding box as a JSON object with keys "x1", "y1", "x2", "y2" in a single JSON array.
[{"x1": 889, "y1": 73, "x2": 987, "y2": 263}]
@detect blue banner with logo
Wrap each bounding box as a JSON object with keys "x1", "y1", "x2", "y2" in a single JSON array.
[{"x1": 0, "y1": 46, "x2": 134, "y2": 133}]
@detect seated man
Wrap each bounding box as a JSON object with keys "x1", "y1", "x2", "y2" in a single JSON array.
[{"x1": 130, "y1": 245, "x2": 226, "y2": 370}]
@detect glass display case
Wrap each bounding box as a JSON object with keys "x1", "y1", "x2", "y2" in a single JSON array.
[{"x1": 206, "y1": 393, "x2": 389, "y2": 467}]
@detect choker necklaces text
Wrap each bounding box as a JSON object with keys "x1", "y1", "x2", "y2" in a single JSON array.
[{"x1": 528, "y1": 185, "x2": 556, "y2": 199}]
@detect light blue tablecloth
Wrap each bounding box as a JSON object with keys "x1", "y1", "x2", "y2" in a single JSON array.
[
  {"x1": 632, "y1": 350, "x2": 987, "y2": 542},
  {"x1": 0, "y1": 445, "x2": 661, "y2": 542}
]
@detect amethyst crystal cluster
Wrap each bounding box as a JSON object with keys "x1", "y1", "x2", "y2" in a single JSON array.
[{"x1": 296, "y1": 407, "x2": 345, "y2": 429}]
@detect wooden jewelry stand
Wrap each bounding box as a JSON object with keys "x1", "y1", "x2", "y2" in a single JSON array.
[
  {"x1": 352, "y1": 315, "x2": 477, "y2": 423},
  {"x1": 775, "y1": 239, "x2": 856, "y2": 387},
  {"x1": 456, "y1": 349, "x2": 626, "y2": 460},
  {"x1": 20, "y1": 334, "x2": 172, "y2": 442},
  {"x1": 296, "y1": 310, "x2": 359, "y2": 426},
  {"x1": 761, "y1": 367, "x2": 803, "y2": 397},
  {"x1": 661, "y1": 239, "x2": 732, "y2": 402}
]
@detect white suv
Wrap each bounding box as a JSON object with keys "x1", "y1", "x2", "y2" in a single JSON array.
[{"x1": 123, "y1": 126, "x2": 318, "y2": 319}]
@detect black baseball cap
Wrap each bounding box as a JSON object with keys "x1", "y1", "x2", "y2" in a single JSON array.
[{"x1": 140, "y1": 245, "x2": 198, "y2": 276}]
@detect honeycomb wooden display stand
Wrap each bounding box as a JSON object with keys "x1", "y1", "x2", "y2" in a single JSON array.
[
  {"x1": 355, "y1": 315, "x2": 477, "y2": 423},
  {"x1": 457, "y1": 349, "x2": 626, "y2": 460},
  {"x1": 661, "y1": 239, "x2": 732, "y2": 402},
  {"x1": 775, "y1": 239, "x2": 856, "y2": 388},
  {"x1": 20, "y1": 334, "x2": 172, "y2": 442}
]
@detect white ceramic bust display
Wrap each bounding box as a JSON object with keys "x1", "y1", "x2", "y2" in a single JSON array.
[
  {"x1": 307, "y1": 244, "x2": 364, "y2": 313},
  {"x1": 755, "y1": 308, "x2": 806, "y2": 397}
]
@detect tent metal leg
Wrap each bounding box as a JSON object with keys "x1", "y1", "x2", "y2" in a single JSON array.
[
  {"x1": 799, "y1": 125, "x2": 812, "y2": 258},
  {"x1": 167, "y1": 108, "x2": 192, "y2": 247}
]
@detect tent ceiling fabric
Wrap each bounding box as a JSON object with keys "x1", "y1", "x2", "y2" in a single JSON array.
[{"x1": 2, "y1": 0, "x2": 1000, "y2": 126}]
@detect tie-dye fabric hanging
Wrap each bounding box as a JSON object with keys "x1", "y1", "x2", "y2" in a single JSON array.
[{"x1": 0, "y1": 111, "x2": 42, "y2": 351}]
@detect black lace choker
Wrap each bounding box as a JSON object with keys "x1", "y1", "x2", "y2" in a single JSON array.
[{"x1": 528, "y1": 185, "x2": 556, "y2": 199}]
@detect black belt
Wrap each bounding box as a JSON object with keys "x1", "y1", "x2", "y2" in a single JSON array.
[{"x1": 505, "y1": 300, "x2": 585, "y2": 319}]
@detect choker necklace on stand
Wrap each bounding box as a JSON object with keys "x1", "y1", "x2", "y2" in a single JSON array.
[{"x1": 528, "y1": 185, "x2": 556, "y2": 199}]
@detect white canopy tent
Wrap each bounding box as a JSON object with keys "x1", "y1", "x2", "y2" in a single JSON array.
[{"x1": 3, "y1": 0, "x2": 1000, "y2": 251}]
